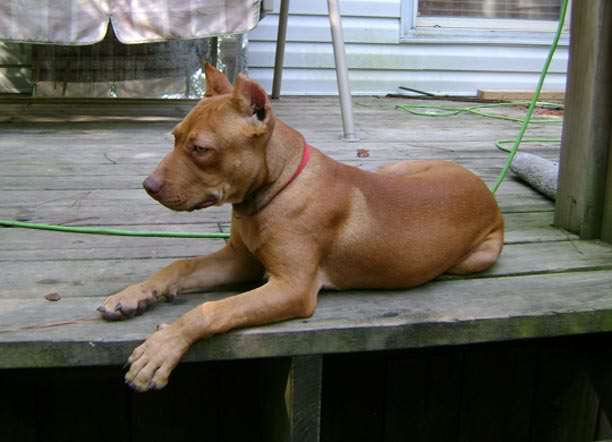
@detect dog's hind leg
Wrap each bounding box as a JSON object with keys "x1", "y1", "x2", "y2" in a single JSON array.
[{"x1": 446, "y1": 226, "x2": 504, "y2": 275}]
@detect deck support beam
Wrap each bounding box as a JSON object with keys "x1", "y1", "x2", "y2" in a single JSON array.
[
  {"x1": 555, "y1": 2, "x2": 612, "y2": 242},
  {"x1": 261, "y1": 355, "x2": 323, "y2": 442}
]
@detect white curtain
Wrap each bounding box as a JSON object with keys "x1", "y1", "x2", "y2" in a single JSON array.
[{"x1": 0, "y1": 0, "x2": 260, "y2": 45}]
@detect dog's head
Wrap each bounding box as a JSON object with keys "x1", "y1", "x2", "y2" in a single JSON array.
[{"x1": 142, "y1": 64, "x2": 275, "y2": 211}]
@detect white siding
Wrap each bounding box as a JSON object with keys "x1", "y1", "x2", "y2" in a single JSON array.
[{"x1": 247, "y1": 0, "x2": 568, "y2": 96}]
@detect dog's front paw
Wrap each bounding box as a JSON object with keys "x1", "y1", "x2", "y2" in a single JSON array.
[
  {"x1": 97, "y1": 283, "x2": 172, "y2": 321},
  {"x1": 124, "y1": 323, "x2": 191, "y2": 392}
]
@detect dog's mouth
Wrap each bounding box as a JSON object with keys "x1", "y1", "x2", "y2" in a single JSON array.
[{"x1": 191, "y1": 195, "x2": 219, "y2": 211}]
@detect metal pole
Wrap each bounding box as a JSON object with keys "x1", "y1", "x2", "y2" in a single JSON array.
[
  {"x1": 271, "y1": 0, "x2": 290, "y2": 99},
  {"x1": 327, "y1": 0, "x2": 358, "y2": 141}
]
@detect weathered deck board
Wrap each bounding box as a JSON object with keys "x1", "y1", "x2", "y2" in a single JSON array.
[
  {"x1": 4, "y1": 96, "x2": 610, "y2": 371},
  {"x1": 1, "y1": 269, "x2": 612, "y2": 368},
  {"x1": 0, "y1": 212, "x2": 576, "y2": 260},
  {"x1": 3, "y1": 238, "x2": 610, "y2": 301},
  {"x1": 0, "y1": 191, "x2": 554, "y2": 227}
]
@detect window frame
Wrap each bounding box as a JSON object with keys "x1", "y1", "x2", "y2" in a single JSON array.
[{"x1": 400, "y1": 0, "x2": 571, "y2": 45}]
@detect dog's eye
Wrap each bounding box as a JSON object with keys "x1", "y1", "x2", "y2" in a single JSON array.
[{"x1": 193, "y1": 145, "x2": 212, "y2": 155}]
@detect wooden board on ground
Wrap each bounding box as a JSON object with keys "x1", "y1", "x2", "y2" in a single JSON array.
[{"x1": 477, "y1": 90, "x2": 565, "y2": 102}]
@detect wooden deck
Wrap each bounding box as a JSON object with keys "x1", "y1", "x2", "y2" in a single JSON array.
[{"x1": 2, "y1": 96, "x2": 612, "y2": 441}]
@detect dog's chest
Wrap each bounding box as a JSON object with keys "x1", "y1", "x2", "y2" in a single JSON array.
[{"x1": 232, "y1": 214, "x2": 273, "y2": 255}]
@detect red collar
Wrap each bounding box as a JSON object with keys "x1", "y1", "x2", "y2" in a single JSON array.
[
  {"x1": 281, "y1": 143, "x2": 312, "y2": 193},
  {"x1": 234, "y1": 143, "x2": 312, "y2": 215}
]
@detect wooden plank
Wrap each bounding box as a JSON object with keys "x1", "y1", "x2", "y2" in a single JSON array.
[
  {"x1": 262, "y1": 356, "x2": 323, "y2": 442},
  {"x1": 0, "y1": 176, "x2": 555, "y2": 211},
  {"x1": 0, "y1": 180, "x2": 549, "y2": 207},
  {"x1": 0, "y1": 190, "x2": 554, "y2": 226},
  {"x1": 0, "y1": 212, "x2": 575, "y2": 262},
  {"x1": 3, "y1": 239, "x2": 609, "y2": 299},
  {"x1": 288, "y1": 355, "x2": 323, "y2": 442},
  {"x1": 478, "y1": 89, "x2": 564, "y2": 102},
  {"x1": 0, "y1": 168, "x2": 560, "y2": 191},
  {"x1": 2, "y1": 270, "x2": 612, "y2": 368},
  {"x1": 0, "y1": 145, "x2": 561, "y2": 169},
  {"x1": 602, "y1": 133, "x2": 612, "y2": 242},
  {"x1": 0, "y1": 97, "x2": 562, "y2": 141},
  {"x1": 555, "y1": 2, "x2": 612, "y2": 240},
  {"x1": 503, "y1": 211, "x2": 577, "y2": 244},
  {"x1": 0, "y1": 142, "x2": 559, "y2": 163},
  {"x1": 260, "y1": 358, "x2": 293, "y2": 442},
  {"x1": 0, "y1": 202, "x2": 232, "y2": 227},
  {"x1": 0, "y1": 222, "x2": 226, "y2": 258}
]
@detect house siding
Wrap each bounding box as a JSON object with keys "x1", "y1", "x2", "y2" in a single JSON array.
[{"x1": 247, "y1": 0, "x2": 568, "y2": 96}]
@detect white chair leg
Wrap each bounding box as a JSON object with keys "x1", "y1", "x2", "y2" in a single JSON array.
[
  {"x1": 327, "y1": 0, "x2": 358, "y2": 141},
  {"x1": 272, "y1": 0, "x2": 290, "y2": 99}
]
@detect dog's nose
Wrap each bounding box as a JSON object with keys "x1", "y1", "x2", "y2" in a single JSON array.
[{"x1": 143, "y1": 175, "x2": 163, "y2": 195}]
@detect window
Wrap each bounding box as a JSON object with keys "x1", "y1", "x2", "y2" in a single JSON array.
[
  {"x1": 401, "y1": 0, "x2": 570, "y2": 42},
  {"x1": 419, "y1": 0, "x2": 560, "y2": 20}
]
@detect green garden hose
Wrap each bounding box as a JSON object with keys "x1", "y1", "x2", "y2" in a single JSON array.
[
  {"x1": 0, "y1": 219, "x2": 230, "y2": 239},
  {"x1": 490, "y1": 0, "x2": 568, "y2": 193},
  {"x1": 397, "y1": 101, "x2": 563, "y2": 125}
]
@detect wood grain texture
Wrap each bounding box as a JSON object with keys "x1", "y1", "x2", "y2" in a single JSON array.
[
  {"x1": 2, "y1": 269, "x2": 612, "y2": 368},
  {"x1": 477, "y1": 90, "x2": 564, "y2": 102},
  {"x1": 262, "y1": 355, "x2": 323, "y2": 442},
  {"x1": 3, "y1": 238, "x2": 608, "y2": 300},
  {"x1": 555, "y1": 1, "x2": 612, "y2": 240},
  {"x1": 288, "y1": 355, "x2": 323, "y2": 442},
  {"x1": 602, "y1": 133, "x2": 612, "y2": 243}
]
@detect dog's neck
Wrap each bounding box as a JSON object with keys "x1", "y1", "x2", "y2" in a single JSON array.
[{"x1": 233, "y1": 119, "x2": 307, "y2": 216}]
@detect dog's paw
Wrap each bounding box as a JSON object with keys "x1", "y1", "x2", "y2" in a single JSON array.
[
  {"x1": 97, "y1": 284, "x2": 174, "y2": 321},
  {"x1": 124, "y1": 324, "x2": 191, "y2": 392}
]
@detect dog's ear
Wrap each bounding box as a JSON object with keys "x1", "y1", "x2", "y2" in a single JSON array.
[
  {"x1": 232, "y1": 74, "x2": 271, "y2": 127},
  {"x1": 204, "y1": 63, "x2": 232, "y2": 97}
]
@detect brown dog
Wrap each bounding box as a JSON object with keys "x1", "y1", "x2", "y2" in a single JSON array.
[{"x1": 98, "y1": 64, "x2": 504, "y2": 391}]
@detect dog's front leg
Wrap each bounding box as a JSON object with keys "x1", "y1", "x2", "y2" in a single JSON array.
[
  {"x1": 98, "y1": 242, "x2": 263, "y2": 320},
  {"x1": 124, "y1": 276, "x2": 320, "y2": 391}
]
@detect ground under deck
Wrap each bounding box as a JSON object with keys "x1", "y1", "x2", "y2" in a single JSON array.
[{"x1": 1, "y1": 97, "x2": 612, "y2": 441}]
